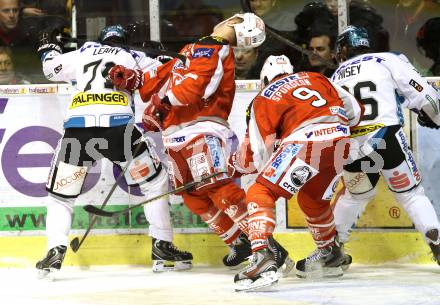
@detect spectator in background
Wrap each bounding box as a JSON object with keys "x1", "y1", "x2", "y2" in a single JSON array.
[
  {"x1": 307, "y1": 29, "x2": 336, "y2": 77},
  {"x1": 21, "y1": 0, "x2": 70, "y2": 17},
  {"x1": 293, "y1": 2, "x2": 336, "y2": 70},
  {"x1": 0, "y1": 0, "x2": 21, "y2": 45},
  {"x1": 249, "y1": 0, "x2": 296, "y2": 32},
  {"x1": 0, "y1": 46, "x2": 30, "y2": 84},
  {"x1": 325, "y1": 0, "x2": 389, "y2": 52},
  {"x1": 417, "y1": 17, "x2": 440, "y2": 76},
  {"x1": 242, "y1": 0, "x2": 298, "y2": 79},
  {"x1": 234, "y1": 47, "x2": 260, "y2": 80}
]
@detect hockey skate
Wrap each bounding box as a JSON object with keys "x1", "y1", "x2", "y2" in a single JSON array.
[
  {"x1": 341, "y1": 253, "x2": 353, "y2": 271},
  {"x1": 295, "y1": 240, "x2": 345, "y2": 279},
  {"x1": 152, "y1": 238, "x2": 193, "y2": 272},
  {"x1": 340, "y1": 243, "x2": 353, "y2": 271},
  {"x1": 223, "y1": 232, "x2": 252, "y2": 269},
  {"x1": 426, "y1": 229, "x2": 440, "y2": 265},
  {"x1": 234, "y1": 248, "x2": 278, "y2": 292},
  {"x1": 267, "y1": 236, "x2": 295, "y2": 277},
  {"x1": 36, "y1": 245, "x2": 67, "y2": 279}
]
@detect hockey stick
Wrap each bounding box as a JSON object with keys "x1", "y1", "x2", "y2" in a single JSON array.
[
  {"x1": 265, "y1": 28, "x2": 338, "y2": 70},
  {"x1": 84, "y1": 171, "x2": 226, "y2": 217},
  {"x1": 70, "y1": 128, "x2": 146, "y2": 252}
]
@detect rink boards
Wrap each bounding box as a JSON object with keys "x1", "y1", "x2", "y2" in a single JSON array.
[
  {"x1": 0, "y1": 80, "x2": 439, "y2": 266},
  {"x1": 0, "y1": 232, "x2": 435, "y2": 267}
]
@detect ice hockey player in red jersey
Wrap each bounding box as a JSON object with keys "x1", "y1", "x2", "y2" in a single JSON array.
[
  {"x1": 108, "y1": 13, "x2": 293, "y2": 274},
  {"x1": 230, "y1": 54, "x2": 363, "y2": 290}
]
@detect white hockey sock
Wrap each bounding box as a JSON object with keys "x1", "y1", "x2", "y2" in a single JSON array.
[
  {"x1": 140, "y1": 171, "x2": 173, "y2": 242},
  {"x1": 333, "y1": 189, "x2": 371, "y2": 243},
  {"x1": 143, "y1": 194, "x2": 173, "y2": 242},
  {"x1": 46, "y1": 195, "x2": 73, "y2": 250},
  {"x1": 393, "y1": 185, "x2": 440, "y2": 240}
]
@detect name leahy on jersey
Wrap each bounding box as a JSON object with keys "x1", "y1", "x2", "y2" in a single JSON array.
[{"x1": 42, "y1": 41, "x2": 161, "y2": 128}]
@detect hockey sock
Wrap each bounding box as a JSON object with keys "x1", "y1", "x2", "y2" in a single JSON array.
[
  {"x1": 200, "y1": 204, "x2": 241, "y2": 245},
  {"x1": 333, "y1": 188, "x2": 370, "y2": 243},
  {"x1": 246, "y1": 183, "x2": 276, "y2": 252},
  {"x1": 46, "y1": 195, "x2": 73, "y2": 250},
  {"x1": 210, "y1": 182, "x2": 249, "y2": 235}
]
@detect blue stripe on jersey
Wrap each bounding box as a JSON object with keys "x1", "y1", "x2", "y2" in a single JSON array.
[
  {"x1": 63, "y1": 115, "x2": 133, "y2": 128},
  {"x1": 64, "y1": 117, "x2": 86, "y2": 128},
  {"x1": 394, "y1": 90, "x2": 405, "y2": 126},
  {"x1": 369, "y1": 126, "x2": 388, "y2": 150}
]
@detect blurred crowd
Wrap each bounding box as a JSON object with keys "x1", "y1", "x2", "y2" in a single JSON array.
[
  {"x1": 1, "y1": 0, "x2": 440, "y2": 85},
  {"x1": 0, "y1": 0, "x2": 70, "y2": 84}
]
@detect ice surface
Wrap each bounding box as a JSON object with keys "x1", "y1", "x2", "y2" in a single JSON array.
[{"x1": 1, "y1": 264, "x2": 440, "y2": 305}]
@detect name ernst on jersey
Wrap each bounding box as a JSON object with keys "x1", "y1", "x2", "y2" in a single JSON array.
[
  {"x1": 263, "y1": 72, "x2": 311, "y2": 101},
  {"x1": 333, "y1": 55, "x2": 385, "y2": 81}
]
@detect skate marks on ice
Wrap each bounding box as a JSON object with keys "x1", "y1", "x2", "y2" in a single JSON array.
[
  {"x1": 0, "y1": 266, "x2": 296, "y2": 305},
  {"x1": 269, "y1": 264, "x2": 440, "y2": 305},
  {"x1": 1, "y1": 265, "x2": 440, "y2": 305}
]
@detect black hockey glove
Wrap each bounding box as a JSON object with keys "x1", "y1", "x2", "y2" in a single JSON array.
[
  {"x1": 37, "y1": 28, "x2": 63, "y2": 59},
  {"x1": 417, "y1": 109, "x2": 440, "y2": 129}
]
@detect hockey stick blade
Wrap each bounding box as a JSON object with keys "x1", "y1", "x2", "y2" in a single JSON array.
[
  {"x1": 83, "y1": 205, "x2": 115, "y2": 217},
  {"x1": 70, "y1": 237, "x2": 80, "y2": 253},
  {"x1": 83, "y1": 171, "x2": 227, "y2": 217}
]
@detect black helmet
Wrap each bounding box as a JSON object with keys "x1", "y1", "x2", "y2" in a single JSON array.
[
  {"x1": 125, "y1": 21, "x2": 165, "y2": 50},
  {"x1": 417, "y1": 17, "x2": 440, "y2": 61},
  {"x1": 99, "y1": 25, "x2": 126, "y2": 44},
  {"x1": 336, "y1": 25, "x2": 371, "y2": 61}
]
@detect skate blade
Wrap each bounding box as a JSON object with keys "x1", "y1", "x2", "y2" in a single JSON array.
[
  {"x1": 152, "y1": 260, "x2": 193, "y2": 273},
  {"x1": 341, "y1": 263, "x2": 351, "y2": 271},
  {"x1": 296, "y1": 265, "x2": 343, "y2": 279},
  {"x1": 277, "y1": 256, "x2": 295, "y2": 278},
  {"x1": 37, "y1": 268, "x2": 59, "y2": 281},
  {"x1": 341, "y1": 255, "x2": 352, "y2": 271},
  {"x1": 226, "y1": 256, "x2": 252, "y2": 270},
  {"x1": 235, "y1": 271, "x2": 278, "y2": 292}
]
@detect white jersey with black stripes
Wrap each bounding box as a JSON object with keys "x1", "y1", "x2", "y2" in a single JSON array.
[{"x1": 41, "y1": 41, "x2": 161, "y2": 128}]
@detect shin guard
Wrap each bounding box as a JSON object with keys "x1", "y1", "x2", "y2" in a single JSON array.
[
  {"x1": 246, "y1": 183, "x2": 277, "y2": 251},
  {"x1": 200, "y1": 204, "x2": 241, "y2": 245}
]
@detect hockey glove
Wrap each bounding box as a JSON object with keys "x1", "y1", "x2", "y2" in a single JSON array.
[
  {"x1": 108, "y1": 65, "x2": 143, "y2": 91},
  {"x1": 417, "y1": 109, "x2": 440, "y2": 129},
  {"x1": 142, "y1": 94, "x2": 172, "y2": 131},
  {"x1": 142, "y1": 102, "x2": 162, "y2": 132},
  {"x1": 37, "y1": 30, "x2": 63, "y2": 60}
]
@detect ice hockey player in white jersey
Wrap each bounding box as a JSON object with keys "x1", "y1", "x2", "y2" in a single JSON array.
[
  {"x1": 330, "y1": 25, "x2": 440, "y2": 269},
  {"x1": 35, "y1": 25, "x2": 192, "y2": 278}
]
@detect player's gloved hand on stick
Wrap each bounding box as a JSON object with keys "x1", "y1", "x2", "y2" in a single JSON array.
[
  {"x1": 108, "y1": 65, "x2": 143, "y2": 91},
  {"x1": 417, "y1": 109, "x2": 440, "y2": 129},
  {"x1": 142, "y1": 94, "x2": 171, "y2": 131}
]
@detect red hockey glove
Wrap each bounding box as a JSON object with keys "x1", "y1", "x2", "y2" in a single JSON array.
[
  {"x1": 142, "y1": 94, "x2": 172, "y2": 131},
  {"x1": 108, "y1": 65, "x2": 143, "y2": 91},
  {"x1": 142, "y1": 102, "x2": 162, "y2": 132}
]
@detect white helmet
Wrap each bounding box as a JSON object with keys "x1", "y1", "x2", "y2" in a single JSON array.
[
  {"x1": 260, "y1": 55, "x2": 294, "y2": 86},
  {"x1": 216, "y1": 13, "x2": 266, "y2": 48}
]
